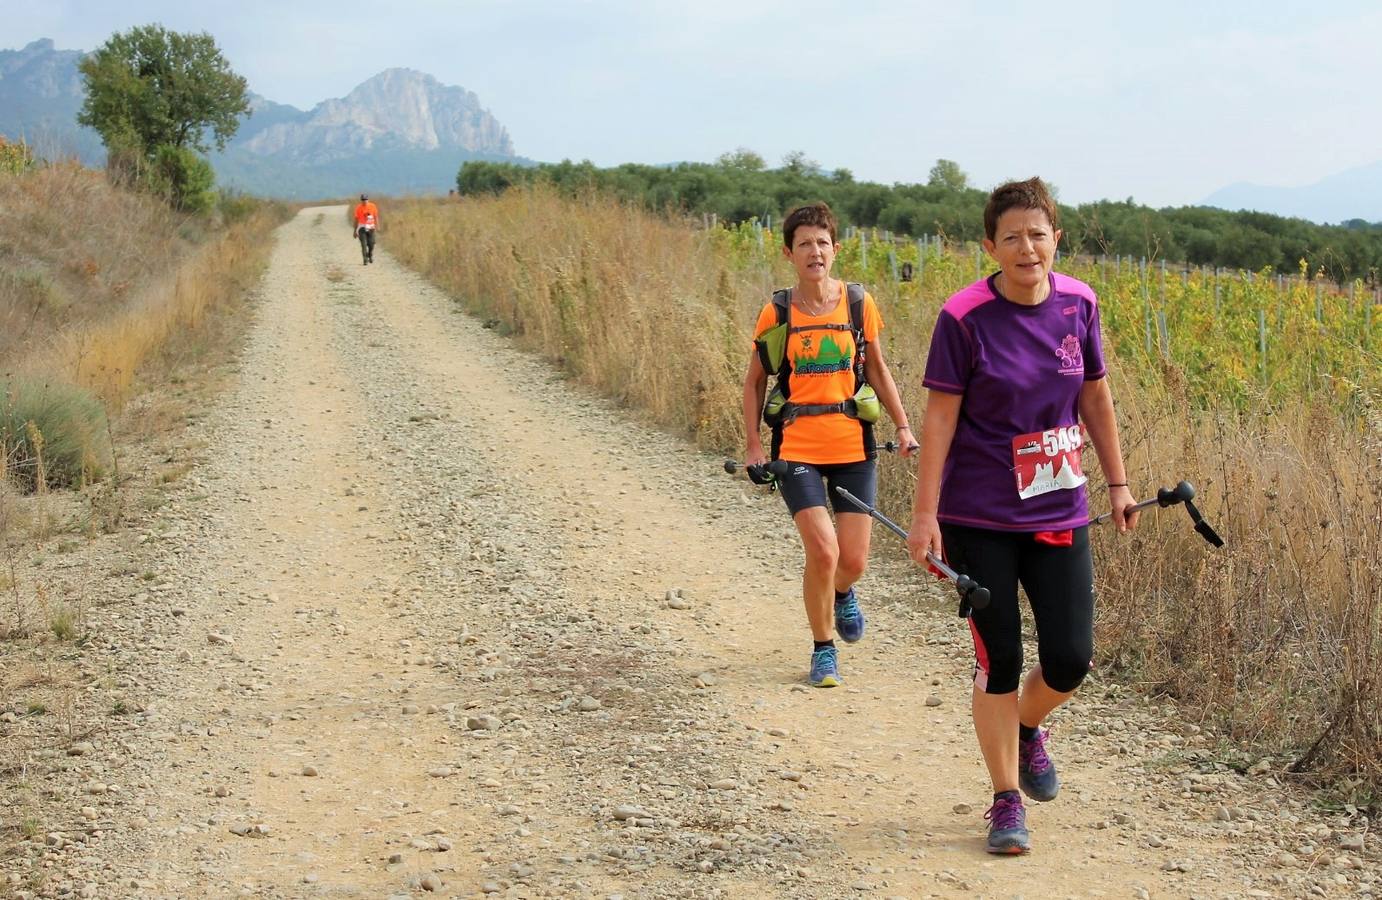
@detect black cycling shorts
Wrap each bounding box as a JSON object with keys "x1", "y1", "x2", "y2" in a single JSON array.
[
  {"x1": 940, "y1": 523, "x2": 1094, "y2": 695},
  {"x1": 777, "y1": 458, "x2": 876, "y2": 517}
]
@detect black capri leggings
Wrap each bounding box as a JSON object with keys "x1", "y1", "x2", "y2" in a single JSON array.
[{"x1": 940, "y1": 524, "x2": 1094, "y2": 695}]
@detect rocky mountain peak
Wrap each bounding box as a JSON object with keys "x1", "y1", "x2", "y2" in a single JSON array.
[{"x1": 241, "y1": 67, "x2": 513, "y2": 161}]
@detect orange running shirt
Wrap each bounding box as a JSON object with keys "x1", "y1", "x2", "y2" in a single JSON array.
[
  {"x1": 752, "y1": 282, "x2": 883, "y2": 464},
  {"x1": 354, "y1": 201, "x2": 379, "y2": 226}
]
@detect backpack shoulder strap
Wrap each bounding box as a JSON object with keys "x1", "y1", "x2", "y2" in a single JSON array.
[
  {"x1": 756, "y1": 289, "x2": 793, "y2": 376},
  {"x1": 772, "y1": 288, "x2": 791, "y2": 324},
  {"x1": 846, "y1": 283, "x2": 869, "y2": 386},
  {"x1": 846, "y1": 283, "x2": 866, "y2": 340}
]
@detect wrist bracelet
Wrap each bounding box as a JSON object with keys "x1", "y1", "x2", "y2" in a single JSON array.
[
  {"x1": 897, "y1": 424, "x2": 912, "y2": 431},
  {"x1": 1107, "y1": 482, "x2": 1128, "y2": 488}
]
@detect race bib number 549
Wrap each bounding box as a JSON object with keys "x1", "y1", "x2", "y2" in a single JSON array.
[{"x1": 1012, "y1": 426, "x2": 1087, "y2": 500}]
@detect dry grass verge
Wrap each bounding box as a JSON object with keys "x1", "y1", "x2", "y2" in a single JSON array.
[
  {"x1": 390, "y1": 187, "x2": 1381, "y2": 803},
  {"x1": 1, "y1": 164, "x2": 287, "y2": 866}
]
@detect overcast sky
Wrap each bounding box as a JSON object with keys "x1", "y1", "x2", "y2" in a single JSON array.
[{"x1": 8, "y1": 0, "x2": 1381, "y2": 206}]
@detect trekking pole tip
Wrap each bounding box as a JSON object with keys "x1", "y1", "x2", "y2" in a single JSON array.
[{"x1": 723, "y1": 459, "x2": 738, "y2": 474}]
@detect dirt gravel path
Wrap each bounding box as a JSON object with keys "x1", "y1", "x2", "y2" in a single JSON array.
[{"x1": 3, "y1": 207, "x2": 1375, "y2": 899}]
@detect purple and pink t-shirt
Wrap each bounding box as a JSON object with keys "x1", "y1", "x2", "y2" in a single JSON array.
[{"x1": 923, "y1": 272, "x2": 1106, "y2": 532}]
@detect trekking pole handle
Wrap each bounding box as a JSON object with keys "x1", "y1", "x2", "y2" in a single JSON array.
[
  {"x1": 723, "y1": 458, "x2": 789, "y2": 484},
  {"x1": 832, "y1": 487, "x2": 990, "y2": 614},
  {"x1": 1089, "y1": 480, "x2": 1195, "y2": 526}
]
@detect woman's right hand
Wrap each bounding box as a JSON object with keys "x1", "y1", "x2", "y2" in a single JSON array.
[
  {"x1": 907, "y1": 511, "x2": 943, "y2": 566},
  {"x1": 745, "y1": 444, "x2": 767, "y2": 468}
]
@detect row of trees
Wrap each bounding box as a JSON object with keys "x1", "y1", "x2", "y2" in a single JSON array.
[
  {"x1": 457, "y1": 154, "x2": 1382, "y2": 283},
  {"x1": 77, "y1": 25, "x2": 249, "y2": 212}
]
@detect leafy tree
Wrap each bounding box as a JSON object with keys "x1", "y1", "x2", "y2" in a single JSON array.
[
  {"x1": 78, "y1": 25, "x2": 249, "y2": 163},
  {"x1": 927, "y1": 159, "x2": 968, "y2": 191},
  {"x1": 716, "y1": 148, "x2": 766, "y2": 171},
  {"x1": 781, "y1": 150, "x2": 820, "y2": 176}
]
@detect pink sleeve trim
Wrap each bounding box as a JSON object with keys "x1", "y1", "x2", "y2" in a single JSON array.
[
  {"x1": 1051, "y1": 272, "x2": 1097, "y2": 304},
  {"x1": 940, "y1": 279, "x2": 997, "y2": 321}
]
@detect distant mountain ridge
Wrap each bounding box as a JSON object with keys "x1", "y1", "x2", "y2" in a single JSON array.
[
  {"x1": 1203, "y1": 161, "x2": 1382, "y2": 225},
  {"x1": 0, "y1": 39, "x2": 521, "y2": 198},
  {"x1": 0, "y1": 39, "x2": 103, "y2": 160}
]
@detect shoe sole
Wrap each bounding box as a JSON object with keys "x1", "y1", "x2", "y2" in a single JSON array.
[
  {"x1": 811, "y1": 675, "x2": 841, "y2": 688},
  {"x1": 986, "y1": 843, "x2": 1030, "y2": 855}
]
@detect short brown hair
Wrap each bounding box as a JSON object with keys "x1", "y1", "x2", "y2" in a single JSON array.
[
  {"x1": 983, "y1": 177, "x2": 1058, "y2": 241},
  {"x1": 782, "y1": 202, "x2": 838, "y2": 248}
]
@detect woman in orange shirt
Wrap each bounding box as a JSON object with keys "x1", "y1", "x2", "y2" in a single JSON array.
[{"x1": 742, "y1": 202, "x2": 916, "y2": 687}]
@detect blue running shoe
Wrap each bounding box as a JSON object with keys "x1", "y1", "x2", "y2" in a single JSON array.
[
  {"x1": 808, "y1": 646, "x2": 841, "y2": 687},
  {"x1": 834, "y1": 588, "x2": 865, "y2": 643},
  {"x1": 984, "y1": 792, "x2": 1030, "y2": 854},
  {"x1": 1018, "y1": 728, "x2": 1061, "y2": 802}
]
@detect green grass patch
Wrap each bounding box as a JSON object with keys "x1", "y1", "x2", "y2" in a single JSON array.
[
  {"x1": 1, "y1": 377, "x2": 112, "y2": 492},
  {"x1": 49, "y1": 603, "x2": 77, "y2": 641}
]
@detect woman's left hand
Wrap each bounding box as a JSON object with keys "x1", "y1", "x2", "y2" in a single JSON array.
[{"x1": 1110, "y1": 485, "x2": 1140, "y2": 532}]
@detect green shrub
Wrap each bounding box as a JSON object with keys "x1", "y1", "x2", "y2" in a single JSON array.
[
  {"x1": 217, "y1": 189, "x2": 261, "y2": 224},
  {"x1": 150, "y1": 144, "x2": 217, "y2": 213},
  {"x1": 1, "y1": 378, "x2": 112, "y2": 492},
  {"x1": 0, "y1": 136, "x2": 35, "y2": 175}
]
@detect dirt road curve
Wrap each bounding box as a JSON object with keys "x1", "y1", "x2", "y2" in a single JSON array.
[{"x1": 4, "y1": 208, "x2": 1373, "y2": 899}]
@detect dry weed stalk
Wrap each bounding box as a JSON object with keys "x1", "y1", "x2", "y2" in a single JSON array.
[{"x1": 0, "y1": 484, "x2": 24, "y2": 638}]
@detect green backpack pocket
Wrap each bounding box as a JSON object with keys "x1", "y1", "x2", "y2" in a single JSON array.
[
  {"x1": 756, "y1": 322, "x2": 788, "y2": 374},
  {"x1": 852, "y1": 384, "x2": 880, "y2": 423},
  {"x1": 762, "y1": 382, "x2": 788, "y2": 426}
]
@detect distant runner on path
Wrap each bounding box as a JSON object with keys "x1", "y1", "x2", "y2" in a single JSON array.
[
  {"x1": 353, "y1": 194, "x2": 380, "y2": 265},
  {"x1": 907, "y1": 177, "x2": 1140, "y2": 856},
  {"x1": 742, "y1": 202, "x2": 917, "y2": 690}
]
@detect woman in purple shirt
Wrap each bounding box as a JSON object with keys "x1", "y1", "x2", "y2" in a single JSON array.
[{"x1": 907, "y1": 178, "x2": 1139, "y2": 855}]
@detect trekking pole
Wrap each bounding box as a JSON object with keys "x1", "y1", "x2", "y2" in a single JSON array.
[
  {"x1": 724, "y1": 441, "x2": 908, "y2": 486},
  {"x1": 833, "y1": 486, "x2": 991, "y2": 617},
  {"x1": 1089, "y1": 480, "x2": 1224, "y2": 547}
]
